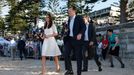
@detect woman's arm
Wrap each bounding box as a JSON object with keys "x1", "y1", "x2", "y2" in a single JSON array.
[
  {"x1": 46, "y1": 24, "x2": 58, "y2": 38},
  {"x1": 40, "y1": 33, "x2": 45, "y2": 39},
  {"x1": 112, "y1": 36, "x2": 119, "y2": 50}
]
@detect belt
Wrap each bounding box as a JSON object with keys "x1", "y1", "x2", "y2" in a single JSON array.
[
  {"x1": 110, "y1": 42, "x2": 116, "y2": 44},
  {"x1": 84, "y1": 40, "x2": 89, "y2": 42}
]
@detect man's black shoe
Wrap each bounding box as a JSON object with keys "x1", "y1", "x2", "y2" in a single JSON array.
[
  {"x1": 64, "y1": 70, "x2": 74, "y2": 75},
  {"x1": 20, "y1": 58, "x2": 23, "y2": 60},
  {"x1": 121, "y1": 64, "x2": 125, "y2": 68},
  {"x1": 110, "y1": 64, "x2": 114, "y2": 68},
  {"x1": 98, "y1": 67, "x2": 102, "y2": 72}
]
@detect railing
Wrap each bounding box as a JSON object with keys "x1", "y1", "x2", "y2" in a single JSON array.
[{"x1": 96, "y1": 22, "x2": 134, "y2": 59}]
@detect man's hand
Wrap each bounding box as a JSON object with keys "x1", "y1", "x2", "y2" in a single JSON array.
[
  {"x1": 89, "y1": 41, "x2": 94, "y2": 46},
  {"x1": 103, "y1": 47, "x2": 106, "y2": 49},
  {"x1": 77, "y1": 34, "x2": 82, "y2": 40}
]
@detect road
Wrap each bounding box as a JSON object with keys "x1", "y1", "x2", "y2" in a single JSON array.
[{"x1": 0, "y1": 57, "x2": 134, "y2": 75}]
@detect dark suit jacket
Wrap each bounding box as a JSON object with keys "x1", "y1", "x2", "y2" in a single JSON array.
[
  {"x1": 17, "y1": 40, "x2": 26, "y2": 50},
  {"x1": 87, "y1": 23, "x2": 96, "y2": 43},
  {"x1": 67, "y1": 15, "x2": 86, "y2": 40},
  {"x1": 86, "y1": 23, "x2": 97, "y2": 59}
]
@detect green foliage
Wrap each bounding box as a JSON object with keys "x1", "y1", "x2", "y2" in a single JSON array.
[
  {"x1": 0, "y1": 17, "x2": 5, "y2": 30},
  {"x1": 48, "y1": 0, "x2": 60, "y2": 13},
  {"x1": 68, "y1": 0, "x2": 107, "y2": 14},
  {"x1": 6, "y1": 0, "x2": 39, "y2": 32},
  {"x1": 129, "y1": 0, "x2": 134, "y2": 8},
  {"x1": 0, "y1": 0, "x2": 2, "y2": 14}
]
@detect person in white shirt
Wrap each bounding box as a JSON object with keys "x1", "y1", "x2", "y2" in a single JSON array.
[
  {"x1": 41, "y1": 13, "x2": 61, "y2": 75},
  {"x1": 82, "y1": 15, "x2": 102, "y2": 72},
  {"x1": 63, "y1": 6, "x2": 86, "y2": 75},
  {"x1": 10, "y1": 38, "x2": 17, "y2": 60}
]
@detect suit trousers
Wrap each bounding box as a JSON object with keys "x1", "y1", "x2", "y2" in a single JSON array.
[
  {"x1": 82, "y1": 41, "x2": 101, "y2": 70},
  {"x1": 10, "y1": 46, "x2": 16, "y2": 60},
  {"x1": 64, "y1": 37, "x2": 83, "y2": 75},
  {"x1": 19, "y1": 48, "x2": 27, "y2": 60}
]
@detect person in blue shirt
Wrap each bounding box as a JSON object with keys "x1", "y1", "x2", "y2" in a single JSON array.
[{"x1": 107, "y1": 29, "x2": 125, "y2": 68}]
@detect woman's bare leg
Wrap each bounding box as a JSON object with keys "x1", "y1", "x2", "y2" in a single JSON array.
[
  {"x1": 41, "y1": 56, "x2": 46, "y2": 75},
  {"x1": 54, "y1": 56, "x2": 60, "y2": 72}
]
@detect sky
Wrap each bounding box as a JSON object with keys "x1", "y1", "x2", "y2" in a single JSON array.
[
  {"x1": 0, "y1": 0, "x2": 120, "y2": 17},
  {"x1": 0, "y1": 5, "x2": 10, "y2": 17}
]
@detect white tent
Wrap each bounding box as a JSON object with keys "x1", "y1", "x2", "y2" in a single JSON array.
[{"x1": 0, "y1": 37, "x2": 10, "y2": 44}]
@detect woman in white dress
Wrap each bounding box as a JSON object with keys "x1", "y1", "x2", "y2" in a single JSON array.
[{"x1": 41, "y1": 13, "x2": 61, "y2": 75}]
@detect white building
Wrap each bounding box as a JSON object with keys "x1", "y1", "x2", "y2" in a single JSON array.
[{"x1": 90, "y1": 5, "x2": 120, "y2": 25}]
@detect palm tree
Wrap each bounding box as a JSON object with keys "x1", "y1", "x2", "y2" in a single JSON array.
[{"x1": 120, "y1": 0, "x2": 128, "y2": 23}]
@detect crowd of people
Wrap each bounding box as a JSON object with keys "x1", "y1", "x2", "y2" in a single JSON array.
[
  {"x1": 39, "y1": 6, "x2": 125, "y2": 75},
  {"x1": 0, "y1": 6, "x2": 125, "y2": 75},
  {"x1": 96, "y1": 33, "x2": 124, "y2": 68},
  {"x1": 0, "y1": 33, "x2": 43, "y2": 60}
]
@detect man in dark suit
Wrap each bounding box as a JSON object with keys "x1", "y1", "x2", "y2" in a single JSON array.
[
  {"x1": 63, "y1": 6, "x2": 86, "y2": 75},
  {"x1": 82, "y1": 15, "x2": 102, "y2": 72},
  {"x1": 17, "y1": 37, "x2": 27, "y2": 60}
]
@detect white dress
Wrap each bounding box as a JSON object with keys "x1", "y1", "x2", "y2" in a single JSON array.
[{"x1": 42, "y1": 24, "x2": 61, "y2": 56}]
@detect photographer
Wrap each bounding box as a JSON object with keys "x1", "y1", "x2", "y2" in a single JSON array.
[{"x1": 34, "y1": 28, "x2": 44, "y2": 59}]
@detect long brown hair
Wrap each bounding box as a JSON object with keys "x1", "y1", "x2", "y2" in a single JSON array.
[{"x1": 44, "y1": 13, "x2": 53, "y2": 29}]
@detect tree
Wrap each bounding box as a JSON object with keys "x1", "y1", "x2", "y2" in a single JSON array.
[
  {"x1": 0, "y1": 17, "x2": 5, "y2": 36},
  {"x1": 68, "y1": 0, "x2": 107, "y2": 14},
  {"x1": 129, "y1": 0, "x2": 134, "y2": 8},
  {"x1": 0, "y1": 0, "x2": 2, "y2": 14},
  {"x1": 48, "y1": 0, "x2": 60, "y2": 14},
  {"x1": 40, "y1": 0, "x2": 60, "y2": 15},
  {"x1": 0, "y1": 17, "x2": 4, "y2": 30},
  {"x1": 6, "y1": 0, "x2": 39, "y2": 32},
  {"x1": 0, "y1": 0, "x2": 7, "y2": 15},
  {"x1": 59, "y1": 6, "x2": 68, "y2": 14},
  {"x1": 68, "y1": 0, "x2": 128, "y2": 24},
  {"x1": 128, "y1": 0, "x2": 134, "y2": 21},
  {"x1": 120, "y1": 0, "x2": 128, "y2": 23}
]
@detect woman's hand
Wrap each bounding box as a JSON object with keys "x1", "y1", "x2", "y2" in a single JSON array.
[
  {"x1": 112, "y1": 47, "x2": 115, "y2": 51},
  {"x1": 45, "y1": 35, "x2": 51, "y2": 38},
  {"x1": 43, "y1": 34, "x2": 47, "y2": 39},
  {"x1": 44, "y1": 32, "x2": 58, "y2": 39},
  {"x1": 45, "y1": 34, "x2": 55, "y2": 38}
]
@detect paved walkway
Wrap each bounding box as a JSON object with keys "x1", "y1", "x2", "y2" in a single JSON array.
[{"x1": 0, "y1": 57, "x2": 134, "y2": 75}]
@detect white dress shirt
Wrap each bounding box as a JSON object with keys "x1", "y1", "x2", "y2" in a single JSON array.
[
  {"x1": 84, "y1": 24, "x2": 89, "y2": 41},
  {"x1": 69, "y1": 15, "x2": 76, "y2": 37}
]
